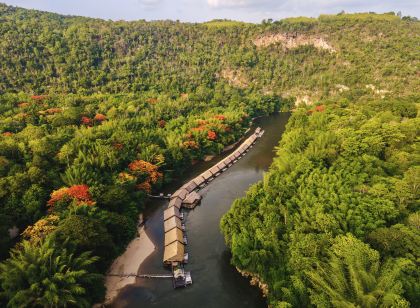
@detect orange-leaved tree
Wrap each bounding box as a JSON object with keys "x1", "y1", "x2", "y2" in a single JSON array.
[
  {"x1": 47, "y1": 184, "x2": 95, "y2": 210},
  {"x1": 128, "y1": 160, "x2": 162, "y2": 193}
]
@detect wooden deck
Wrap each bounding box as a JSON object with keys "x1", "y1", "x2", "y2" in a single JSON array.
[{"x1": 107, "y1": 273, "x2": 173, "y2": 279}]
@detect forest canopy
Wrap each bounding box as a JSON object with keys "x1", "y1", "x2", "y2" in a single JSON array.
[{"x1": 0, "y1": 3, "x2": 419, "y2": 306}]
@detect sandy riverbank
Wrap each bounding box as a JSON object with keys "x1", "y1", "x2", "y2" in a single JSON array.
[{"x1": 104, "y1": 226, "x2": 156, "y2": 304}]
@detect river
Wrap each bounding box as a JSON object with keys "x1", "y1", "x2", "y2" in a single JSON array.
[{"x1": 111, "y1": 113, "x2": 290, "y2": 308}]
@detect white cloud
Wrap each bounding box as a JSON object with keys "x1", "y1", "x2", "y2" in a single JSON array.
[
  {"x1": 206, "y1": 0, "x2": 406, "y2": 12},
  {"x1": 139, "y1": 0, "x2": 163, "y2": 8},
  {"x1": 207, "y1": 0, "x2": 262, "y2": 8}
]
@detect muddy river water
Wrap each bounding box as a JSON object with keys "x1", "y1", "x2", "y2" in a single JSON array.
[{"x1": 111, "y1": 113, "x2": 290, "y2": 308}]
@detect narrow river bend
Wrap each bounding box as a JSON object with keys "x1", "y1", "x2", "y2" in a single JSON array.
[{"x1": 111, "y1": 113, "x2": 290, "y2": 308}]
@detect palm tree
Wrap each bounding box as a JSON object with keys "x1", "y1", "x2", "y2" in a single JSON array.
[
  {"x1": 0, "y1": 238, "x2": 102, "y2": 307},
  {"x1": 305, "y1": 234, "x2": 410, "y2": 308}
]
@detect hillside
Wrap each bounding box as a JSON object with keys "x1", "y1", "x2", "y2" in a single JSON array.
[{"x1": 0, "y1": 3, "x2": 419, "y2": 306}]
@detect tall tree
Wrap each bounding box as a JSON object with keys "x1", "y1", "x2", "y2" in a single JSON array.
[
  {"x1": 305, "y1": 235, "x2": 411, "y2": 308},
  {"x1": 0, "y1": 238, "x2": 102, "y2": 308}
]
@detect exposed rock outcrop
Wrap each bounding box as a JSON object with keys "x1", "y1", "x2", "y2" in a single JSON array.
[
  {"x1": 335, "y1": 84, "x2": 350, "y2": 92},
  {"x1": 218, "y1": 68, "x2": 249, "y2": 88},
  {"x1": 253, "y1": 33, "x2": 336, "y2": 53},
  {"x1": 295, "y1": 95, "x2": 314, "y2": 107},
  {"x1": 366, "y1": 84, "x2": 391, "y2": 98},
  {"x1": 236, "y1": 267, "x2": 269, "y2": 297}
]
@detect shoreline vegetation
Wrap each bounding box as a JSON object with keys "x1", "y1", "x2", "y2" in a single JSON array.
[
  {"x1": 104, "y1": 121, "x2": 263, "y2": 303},
  {"x1": 0, "y1": 3, "x2": 418, "y2": 307},
  {"x1": 104, "y1": 225, "x2": 155, "y2": 304}
]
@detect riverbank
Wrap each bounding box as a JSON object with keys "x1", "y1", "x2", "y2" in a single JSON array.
[
  {"x1": 104, "y1": 226, "x2": 156, "y2": 304},
  {"x1": 110, "y1": 113, "x2": 289, "y2": 307},
  {"x1": 103, "y1": 124, "x2": 258, "y2": 303}
]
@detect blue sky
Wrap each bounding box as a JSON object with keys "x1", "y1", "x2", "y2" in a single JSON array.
[{"x1": 3, "y1": 0, "x2": 419, "y2": 22}]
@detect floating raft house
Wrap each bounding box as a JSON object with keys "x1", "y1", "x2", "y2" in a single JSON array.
[
  {"x1": 164, "y1": 206, "x2": 181, "y2": 221},
  {"x1": 164, "y1": 228, "x2": 185, "y2": 246},
  {"x1": 183, "y1": 191, "x2": 201, "y2": 209},
  {"x1": 164, "y1": 216, "x2": 183, "y2": 233},
  {"x1": 168, "y1": 197, "x2": 182, "y2": 209},
  {"x1": 192, "y1": 175, "x2": 206, "y2": 187},
  {"x1": 171, "y1": 188, "x2": 188, "y2": 200},
  {"x1": 163, "y1": 127, "x2": 264, "y2": 268},
  {"x1": 163, "y1": 241, "x2": 185, "y2": 265}
]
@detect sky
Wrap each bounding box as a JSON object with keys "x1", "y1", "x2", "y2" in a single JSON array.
[{"x1": 3, "y1": 0, "x2": 419, "y2": 22}]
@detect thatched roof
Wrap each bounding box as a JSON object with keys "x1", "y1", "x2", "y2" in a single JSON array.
[
  {"x1": 216, "y1": 161, "x2": 227, "y2": 170},
  {"x1": 163, "y1": 241, "x2": 185, "y2": 263},
  {"x1": 164, "y1": 206, "x2": 180, "y2": 221},
  {"x1": 182, "y1": 181, "x2": 197, "y2": 193},
  {"x1": 232, "y1": 152, "x2": 241, "y2": 158},
  {"x1": 168, "y1": 197, "x2": 182, "y2": 209},
  {"x1": 184, "y1": 191, "x2": 201, "y2": 205},
  {"x1": 223, "y1": 156, "x2": 233, "y2": 164},
  {"x1": 164, "y1": 228, "x2": 184, "y2": 246},
  {"x1": 209, "y1": 165, "x2": 221, "y2": 175},
  {"x1": 164, "y1": 216, "x2": 182, "y2": 232},
  {"x1": 192, "y1": 175, "x2": 206, "y2": 186},
  {"x1": 201, "y1": 170, "x2": 213, "y2": 180},
  {"x1": 171, "y1": 188, "x2": 188, "y2": 200}
]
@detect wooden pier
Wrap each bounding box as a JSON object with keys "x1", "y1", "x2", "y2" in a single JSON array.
[
  {"x1": 161, "y1": 127, "x2": 265, "y2": 286},
  {"x1": 107, "y1": 273, "x2": 173, "y2": 279}
]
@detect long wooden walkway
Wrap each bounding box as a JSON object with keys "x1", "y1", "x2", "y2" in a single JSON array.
[{"x1": 107, "y1": 273, "x2": 173, "y2": 279}]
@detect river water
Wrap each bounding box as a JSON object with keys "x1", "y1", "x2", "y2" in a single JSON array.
[{"x1": 111, "y1": 113, "x2": 290, "y2": 308}]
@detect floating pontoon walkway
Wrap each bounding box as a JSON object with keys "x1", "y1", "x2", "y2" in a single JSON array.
[{"x1": 107, "y1": 273, "x2": 173, "y2": 279}]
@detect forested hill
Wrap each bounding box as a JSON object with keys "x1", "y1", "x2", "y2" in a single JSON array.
[
  {"x1": 0, "y1": 3, "x2": 419, "y2": 307},
  {"x1": 0, "y1": 3, "x2": 418, "y2": 98}
]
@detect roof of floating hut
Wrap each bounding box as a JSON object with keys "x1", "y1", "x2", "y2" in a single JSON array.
[
  {"x1": 192, "y1": 175, "x2": 206, "y2": 186},
  {"x1": 223, "y1": 156, "x2": 233, "y2": 164},
  {"x1": 164, "y1": 228, "x2": 184, "y2": 246},
  {"x1": 164, "y1": 216, "x2": 182, "y2": 232},
  {"x1": 164, "y1": 206, "x2": 180, "y2": 221},
  {"x1": 183, "y1": 191, "x2": 201, "y2": 205},
  {"x1": 216, "y1": 161, "x2": 227, "y2": 169},
  {"x1": 256, "y1": 127, "x2": 261, "y2": 133},
  {"x1": 171, "y1": 188, "x2": 188, "y2": 200},
  {"x1": 181, "y1": 181, "x2": 197, "y2": 193},
  {"x1": 209, "y1": 165, "x2": 221, "y2": 175},
  {"x1": 232, "y1": 152, "x2": 241, "y2": 159},
  {"x1": 237, "y1": 147, "x2": 245, "y2": 154},
  {"x1": 227, "y1": 154, "x2": 236, "y2": 162},
  {"x1": 201, "y1": 170, "x2": 213, "y2": 180},
  {"x1": 168, "y1": 197, "x2": 182, "y2": 209},
  {"x1": 163, "y1": 241, "x2": 185, "y2": 263},
  {"x1": 249, "y1": 135, "x2": 257, "y2": 142}
]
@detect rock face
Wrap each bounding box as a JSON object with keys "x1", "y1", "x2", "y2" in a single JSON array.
[
  {"x1": 253, "y1": 33, "x2": 336, "y2": 53},
  {"x1": 236, "y1": 267, "x2": 269, "y2": 297},
  {"x1": 365, "y1": 84, "x2": 391, "y2": 98},
  {"x1": 219, "y1": 68, "x2": 249, "y2": 88},
  {"x1": 336, "y1": 84, "x2": 350, "y2": 93},
  {"x1": 295, "y1": 95, "x2": 313, "y2": 107}
]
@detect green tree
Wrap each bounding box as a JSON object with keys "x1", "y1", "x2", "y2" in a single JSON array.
[
  {"x1": 0, "y1": 238, "x2": 102, "y2": 308},
  {"x1": 305, "y1": 235, "x2": 411, "y2": 308},
  {"x1": 53, "y1": 215, "x2": 116, "y2": 271}
]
